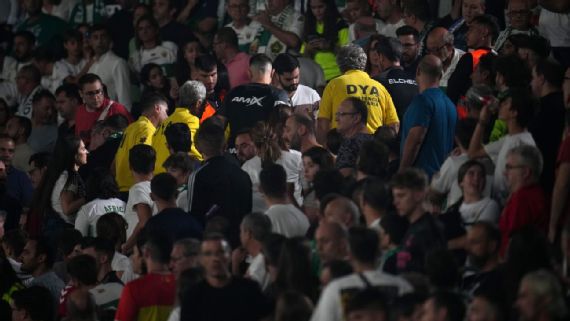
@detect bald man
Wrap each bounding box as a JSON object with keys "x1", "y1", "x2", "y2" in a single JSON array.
[
  {"x1": 400, "y1": 55, "x2": 457, "y2": 178},
  {"x1": 426, "y1": 27, "x2": 465, "y2": 89},
  {"x1": 314, "y1": 221, "x2": 349, "y2": 264},
  {"x1": 322, "y1": 195, "x2": 361, "y2": 227}
]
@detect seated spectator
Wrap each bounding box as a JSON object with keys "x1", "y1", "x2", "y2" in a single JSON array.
[
  {"x1": 139, "y1": 63, "x2": 175, "y2": 112},
  {"x1": 16, "y1": 0, "x2": 68, "y2": 47},
  {"x1": 74, "y1": 168, "x2": 126, "y2": 237},
  {"x1": 1, "y1": 229, "x2": 29, "y2": 283},
  {"x1": 58, "y1": 254, "x2": 98, "y2": 319},
  {"x1": 15, "y1": 65, "x2": 43, "y2": 120},
  {"x1": 378, "y1": 213, "x2": 409, "y2": 275},
  {"x1": 10, "y1": 286, "x2": 56, "y2": 321},
  {"x1": 143, "y1": 173, "x2": 202, "y2": 242},
  {"x1": 20, "y1": 236, "x2": 65, "y2": 308},
  {"x1": 28, "y1": 90, "x2": 58, "y2": 153},
  {"x1": 4, "y1": 116, "x2": 33, "y2": 172},
  {"x1": 334, "y1": 97, "x2": 374, "y2": 177},
  {"x1": 74, "y1": 73, "x2": 131, "y2": 145},
  {"x1": 426, "y1": 27, "x2": 465, "y2": 90},
  {"x1": 494, "y1": 0, "x2": 539, "y2": 53},
  {"x1": 438, "y1": 0, "x2": 485, "y2": 52},
  {"x1": 420, "y1": 291, "x2": 466, "y2": 321},
  {"x1": 396, "y1": 26, "x2": 421, "y2": 76},
  {"x1": 3, "y1": 31, "x2": 34, "y2": 84},
  {"x1": 52, "y1": 228, "x2": 82, "y2": 284},
  {"x1": 499, "y1": 145, "x2": 548, "y2": 255},
  {"x1": 152, "y1": 0, "x2": 194, "y2": 48},
  {"x1": 115, "y1": 236, "x2": 176, "y2": 321},
  {"x1": 180, "y1": 234, "x2": 270, "y2": 321},
  {"x1": 468, "y1": 87, "x2": 536, "y2": 205},
  {"x1": 88, "y1": 238, "x2": 124, "y2": 314},
  {"x1": 311, "y1": 227, "x2": 413, "y2": 321},
  {"x1": 0, "y1": 135, "x2": 32, "y2": 208},
  {"x1": 224, "y1": 0, "x2": 263, "y2": 53},
  {"x1": 462, "y1": 222, "x2": 502, "y2": 296},
  {"x1": 174, "y1": 38, "x2": 206, "y2": 86},
  {"x1": 515, "y1": 35, "x2": 551, "y2": 71},
  {"x1": 53, "y1": 30, "x2": 89, "y2": 86},
  {"x1": 466, "y1": 290, "x2": 506, "y2": 321},
  {"x1": 391, "y1": 168, "x2": 445, "y2": 273},
  {"x1": 260, "y1": 163, "x2": 309, "y2": 238}
]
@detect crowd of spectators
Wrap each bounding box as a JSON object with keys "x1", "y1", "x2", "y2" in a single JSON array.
[{"x1": 1, "y1": 0, "x2": 570, "y2": 321}]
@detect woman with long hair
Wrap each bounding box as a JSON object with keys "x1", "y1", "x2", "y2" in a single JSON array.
[
  {"x1": 302, "y1": 0, "x2": 349, "y2": 81},
  {"x1": 242, "y1": 122, "x2": 303, "y2": 212},
  {"x1": 140, "y1": 63, "x2": 175, "y2": 111},
  {"x1": 174, "y1": 38, "x2": 206, "y2": 86},
  {"x1": 301, "y1": 146, "x2": 334, "y2": 223},
  {"x1": 26, "y1": 135, "x2": 87, "y2": 239}
]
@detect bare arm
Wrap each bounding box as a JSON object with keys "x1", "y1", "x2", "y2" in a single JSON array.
[
  {"x1": 122, "y1": 203, "x2": 152, "y2": 253},
  {"x1": 550, "y1": 163, "x2": 570, "y2": 242},
  {"x1": 60, "y1": 191, "x2": 85, "y2": 217},
  {"x1": 387, "y1": 122, "x2": 400, "y2": 135},
  {"x1": 400, "y1": 126, "x2": 427, "y2": 169},
  {"x1": 316, "y1": 118, "x2": 331, "y2": 145},
  {"x1": 468, "y1": 104, "x2": 492, "y2": 159}
]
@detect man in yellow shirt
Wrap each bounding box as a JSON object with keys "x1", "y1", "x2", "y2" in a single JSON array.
[
  {"x1": 114, "y1": 94, "x2": 168, "y2": 192},
  {"x1": 317, "y1": 44, "x2": 399, "y2": 144},
  {"x1": 152, "y1": 80, "x2": 206, "y2": 174}
]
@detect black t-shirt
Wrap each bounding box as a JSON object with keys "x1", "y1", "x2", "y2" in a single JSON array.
[
  {"x1": 78, "y1": 133, "x2": 122, "y2": 182},
  {"x1": 220, "y1": 83, "x2": 290, "y2": 147},
  {"x1": 335, "y1": 133, "x2": 373, "y2": 170},
  {"x1": 375, "y1": 67, "x2": 419, "y2": 121},
  {"x1": 160, "y1": 20, "x2": 195, "y2": 48},
  {"x1": 143, "y1": 207, "x2": 203, "y2": 242},
  {"x1": 398, "y1": 213, "x2": 445, "y2": 273},
  {"x1": 181, "y1": 277, "x2": 271, "y2": 321}
]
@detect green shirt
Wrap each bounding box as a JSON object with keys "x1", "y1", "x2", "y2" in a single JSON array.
[{"x1": 17, "y1": 13, "x2": 69, "y2": 47}]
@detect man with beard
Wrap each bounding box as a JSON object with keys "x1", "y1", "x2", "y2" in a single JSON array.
[
  {"x1": 273, "y1": 53, "x2": 320, "y2": 119},
  {"x1": 461, "y1": 222, "x2": 503, "y2": 297},
  {"x1": 234, "y1": 129, "x2": 257, "y2": 164},
  {"x1": 282, "y1": 114, "x2": 320, "y2": 153}
]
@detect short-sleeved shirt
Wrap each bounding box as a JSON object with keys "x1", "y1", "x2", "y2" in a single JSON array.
[
  {"x1": 16, "y1": 13, "x2": 69, "y2": 46},
  {"x1": 51, "y1": 170, "x2": 85, "y2": 224},
  {"x1": 265, "y1": 204, "x2": 310, "y2": 238},
  {"x1": 318, "y1": 69, "x2": 399, "y2": 133},
  {"x1": 152, "y1": 107, "x2": 202, "y2": 175},
  {"x1": 291, "y1": 84, "x2": 321, "y2": 118},
  {"x1": 75, "y1": 98, "x2": 132, "y2": 144},
  {"x1": 142, "y1": 207, "x2": 203, "y2": 241},
  {"x1": 335, "y1": 133, "x2": 373, "y2": 170},
  {"x1": 225, "y1": 52, "x2": 251, "y2": 89},
  {"x1": 124, "y1": 181, "x2": 154, "y2": 239},
  {"x1": 483, "y1": 131, "x2": 536, "y2": 205},
  {"x1": 400, "y1": 88, "x2": 457, "y2": 178},
  {"x1": 221, "y1": 83, "x2": 290, "y2": 147},
  {"x1": 115, "y1": 116, "x2": 156, "y2": 192},
  {"x1": 115, "y1": 273, "x2": 176, "y2": 321},
  {"x1": 74, "y1": 198, "x2": 126, "y2": 236}
]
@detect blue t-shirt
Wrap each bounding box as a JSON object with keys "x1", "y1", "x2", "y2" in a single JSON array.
[{"x1": 400, "y1": 88, "x2": 457, "y2": 177}]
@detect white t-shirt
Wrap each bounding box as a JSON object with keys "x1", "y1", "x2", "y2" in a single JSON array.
[
  {"x1": 440, "y1": 48, "x2": 465, "y2": 88},
  {"x1": 311, "y1": 271, "x2": 413, "y2": 321},
  {"x1": 431, "y1": 153, "x2": 492, "y2": 209},
  {"x1": 75, "y1": 198, "x2": 126, "y2": 236},
  {"x1": 246, "y1": 253, "x2": 270, "y2": 290},
  {"x1": 291, "y1": 84, "x2": 321, "y2": 118},
  {"x1": 538, "y1": 9, "x2": 570, "y2": 47},
  {"x1": 377, "y1": 19, "x2": 406, "y2": 38},
  {"x1": 129, "y1": 41, "x2": 178, "y2": 74},
  {"x1": 459, "y1": 197, "x2": 500, "y2": 226},
  {"x1": 265, "y1": 204, "x2": 309, "y2": 238},
  {"x1": 112, "y1": 251, "x2": 133, "y2": 276},
  {"x1": 484, "y1": 131, "x2": 536, "y2": 204},
  {"x1": 242, "y1": 150, "x2": 304, "y2": 212},
  {"x1": 124, "y1": 181, "x2": 155, "y2": 238},
  {"x1": 226, "y1": 20, "x2": 263, "y2": 50}
]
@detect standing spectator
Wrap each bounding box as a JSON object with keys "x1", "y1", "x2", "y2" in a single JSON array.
[
  {"x1": 213, "y1": 27, "x2": 251, "y2": 89},
  {"x1": 139, "y1": 63, "x2": 175, "y2": 112},
  {"x1": 426, "y1": 27, "x2": 465, "y2": 90},
  {"x1": 360, "y1": 178, "x2": 392, "y2": 229},
  {"x1": 260, "y1": 164, "x2": 309, "y2": 238},
  {"x1": 550, "y1": 111, "x2": 570, "y2": 242},
  {"x1": 467, "y1": 87, "x2": 536, "y2": 205},
  {"x1": 20, "y1": 237, "x2": 65, "y2": 308},
  {"x1": 373, "y1": 36, "x2": 419, "y2": 121},
  {"x1": 311, "y1": 227, "x2": 413, "y2": 321},
  {"x1": 301, "y1": 0, "x2": 349, "y2": 81},
  {"x1": 174, "y1": 38, "x2": 206, "y2": 87},
  {"x1": 396, "y1": 26, "x2": 421, "y2": 76},
  {"x1": 317, "y1": 44, "x2": 398, "y2": 144},
  {"x1": 314, "y1": 221, "x2": 349, "y2": 265},
  {"x1": 400, "y1": 55, "x2": 457, "y2": 178},
  {"x1": 529, "y1": 59, "x2": 566, "y2": 193},
  {"x1": 186, "y1": 122, "x2": 252, "y2": 248},
  {"x1": 499, "y1": 145, "x2": 548, "y2": 255},
  {"x1": 87, "y1": 24, "x2": 133, "y2": 109},
  {"x1": 273, "y1": 53, "x2": 321, "y2": 118},
  {"x1": 0, "y1": 134, "x2": 33, "y2": 206},
  {"x1": 152, "y1": 80, "x2": 205, "y2": 175},
  {"x1": 401, "y1": 0, "x2": 434, "y2": 57},
  {"x1": 74, "y1": 169, "x2": 126, "y2": 237},
  {"x1": 3, "y1": 116, "x2": 33, "y2": 172},
  {"x1": 234, "y1": 129, "x2": 258, "y2": 164},
  {"x1": 180, "y1": 234, "x2": 270, "y2": 321},
  {"x1": 10, "y1": 286, "x2": 55, "y2": 321},
  {"x1": 16, "y1": 0, "x2": 69, "y2": 47},
  {"x1": 220, "y1": 54, "x2": 291, "y2": 148},
  {"x1": 74, "y1": 73, "x2": 131, "y2": 145},
  {"x1": 334, "y1": 98, "x2": 373, "y2": 177},
  {"x1": 252, "y1": 0, "x2": 304, "y2": 60},
  {"x1": 55, "y1": 84, "x2": 81, "y2": 138},
  {"x1": 163, "y1": 152, "x2": 196, "y2": 210},
  {"x1": 438, "y1": 0, "x2": 485, "y2": 52},
  {"x1": 52, "y1": 30, "x2": 89, "y2": 86},
  {"x1": 129, "y1": 15, "x2": 177, "y2": 76},
  {"x1": 28, "y1": 90, "x2": 58, "y2": 153},
  {"x1": 494, "y1": 0, "x2": 539, "y2": 53},
  {"x1": 225, "y1": 0, "x2": 263, "y2": 53},
  {"x1": 373, "y1": 0, "x2": 406, "y2": 37},
  {"x1": 282, "y1": 114, "x2": 321, "y2": 153},
  {"x1": 169, "y1": 238, "x2": 200, "y2": 279},
  {"x1": 447, "y1": 14, "x2": 498, "y2": 105},
  {"x1": 191, "y1": 55, "x2": 225, "y2": 112},
  {"x1": 420, "y1": 291, "x2": 466, "y2": 321},
  {"x1": 391, "y1": 169, "x2": 445, "y2": 273},
  {"x1": 115, "y1": 237, "x2": 176, "y2": 321},
  {"x1": 114, "y1": 94, "x2": 168, "y2": 193}
]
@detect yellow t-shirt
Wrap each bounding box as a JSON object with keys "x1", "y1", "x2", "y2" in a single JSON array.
[
  {"x1": 301, "y1": 21, "x2": 350, "y2": 81},
  {"x1": 115, "y1": 115, "x2": 156, "y2": 192},
  {"x1": 152, "y1": 107, "x2": 202, "y2": 175},
  {"x1": 318, "y1": 69, "x2": 399, "y2": 133}
]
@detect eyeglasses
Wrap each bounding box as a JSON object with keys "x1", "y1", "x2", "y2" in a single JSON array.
[
  {"x1": 84, "y1": 89, "x2": 103, "y2": 96},
  {"x1": 427, "y1": 44, "x2": 447, "y2": 53},
  {"x1": 335, "y1": 111, "x2": 358, "y2": 117}
]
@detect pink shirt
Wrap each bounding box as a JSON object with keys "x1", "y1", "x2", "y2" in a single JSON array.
[{"x1": 226, "y1": 52, "x2": 251, "y2": 89}]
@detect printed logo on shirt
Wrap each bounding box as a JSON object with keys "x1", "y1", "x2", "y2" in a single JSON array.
[
  {"x1": 231, "y1": 96, "x2": 266, "y2": 107},
  {"x1": 388, "y1": 78, "x2": 417, "y2": 85},
  {"x1": 346, "y1": 85, "x2": 380, "y2": 95}
]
